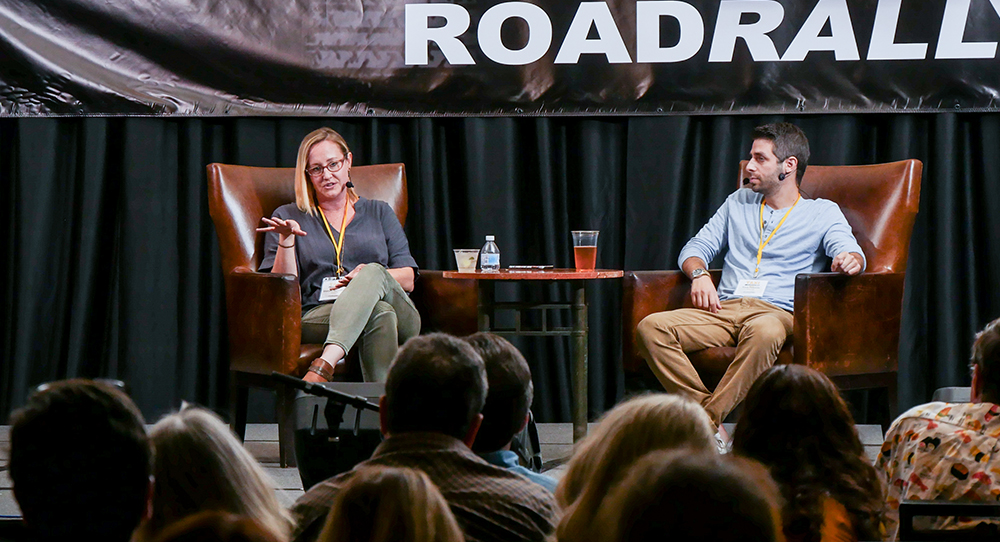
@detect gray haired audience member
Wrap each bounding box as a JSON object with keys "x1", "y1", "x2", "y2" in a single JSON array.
[
  {"x1": 289, "y1": 333, "x2": 557, "y2": 542},
  {"x1": 876, "y1": 316, "x2": 1000, "y2": 539},
  {"x1": 8, "y1": 379, "x2": 152, "y2": 542},
  {"x1": 135, "y1": 406, "x2": 292, "y2": 542},
  {"x1": 593, "y1": 449, "x2": 783, "y2": 542},
  {"x1": 464, "y1": 332, "x2": 557, "y2": 492}
]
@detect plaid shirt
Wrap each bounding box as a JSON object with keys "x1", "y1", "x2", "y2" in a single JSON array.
[
  {"x1": 289, "y1": 432, "x2": 558, "y2": 542},
  {"x1": 875, "y1": 401, "x2": 1000, "y2": 539}
]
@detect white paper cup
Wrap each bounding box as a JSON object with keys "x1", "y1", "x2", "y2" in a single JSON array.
[{"x1": 454, "y1": 249, "x2": 480, "y2": 272}]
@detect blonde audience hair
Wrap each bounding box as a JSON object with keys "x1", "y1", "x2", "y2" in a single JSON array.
[
  {"x1": 555, "y1": 394, "x2": 715, "y2": 542},
  {"x1": 317, "y1": 466, "x2": 464, "y2": 542},
  {"x1": 135, "y1": 406, "x2": 293, "y2": 542},
  {"x1": 294, "y1": 127, "x2": 359, "y2": 214}
]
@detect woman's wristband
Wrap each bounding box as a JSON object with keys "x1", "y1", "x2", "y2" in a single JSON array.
[{"x1": 278, "y1": 240, "x2": 295, "y2": 249}]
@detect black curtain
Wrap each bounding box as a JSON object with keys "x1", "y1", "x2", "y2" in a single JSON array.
[{"x1": 2, "y1": 114, "x2": 998, "y2": 424}]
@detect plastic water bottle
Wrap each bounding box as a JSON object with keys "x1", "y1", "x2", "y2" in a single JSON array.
[{"x1": 481, "y1": 235, "x2": 500, "y2": 272}]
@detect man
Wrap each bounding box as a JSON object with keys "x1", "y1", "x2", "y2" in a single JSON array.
[
  {"x1": 636, "y1": 122, "x2": 865, "y2": 434},
  {"x1": 465, "y1": 332, "x2": 558, "y2": 493},
  {"x1": 289, "y1": 333, "x2": 558, "y2": 542},
  {"x1": 8, "y1": 379, "x2": 153, "y2": 542},
  {"x1": 876, "y1": 317, "x2": 1000, "y2": 540}
]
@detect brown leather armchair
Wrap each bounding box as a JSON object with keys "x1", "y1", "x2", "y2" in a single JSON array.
[
  {"x1": 208, "y1": 162, "x2": 419, "y2": 466},
  {"x1": 623, "y1": 160, "x2": 922, "y2": 422}
]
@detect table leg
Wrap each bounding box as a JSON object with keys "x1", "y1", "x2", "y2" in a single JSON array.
[
  {"x1": 571, "y1": 281, "x2": 588, "y2": 441},
  {"x1": 478, "y1": 281, "x2": 495, "y2": 332}
]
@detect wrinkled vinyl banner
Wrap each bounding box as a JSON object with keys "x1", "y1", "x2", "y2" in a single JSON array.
[{"x1": 4, "y1": 0, "x2": 1000, "y2": 116}]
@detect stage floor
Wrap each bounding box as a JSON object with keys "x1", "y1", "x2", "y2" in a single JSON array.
[{"x1": 0, "y1": 423, "x2": 883, "y2": 518}]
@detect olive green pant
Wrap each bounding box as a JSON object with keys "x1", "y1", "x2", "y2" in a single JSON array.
[
  {"x1": 635, "y1": 297, "x2": 793, "y2": 426},
  {"x1": 301, "y1": 264, "x2": 421, "y2": 382}
]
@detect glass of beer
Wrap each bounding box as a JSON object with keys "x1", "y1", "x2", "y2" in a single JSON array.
[{"x1": 571, "y1": 230, "x2": 599, "y2": 270}]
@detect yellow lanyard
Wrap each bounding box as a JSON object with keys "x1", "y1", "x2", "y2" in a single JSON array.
[
  {"x1": 755, "y1": 196, "x2": 800, "y2": 277},
  {"x1": 319, "y1": 205, "x2": 350, "y2": 276}
]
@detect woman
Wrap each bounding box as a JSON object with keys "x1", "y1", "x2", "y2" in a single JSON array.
[
  {"x1": 555, "y1": 394, "x2": 716, "y2": 542},
  {"x1": 593, "y1": 449, "x2": 784, "y2": 542},
  {"x1": 134, "y1": 406, "x2": 293, "y2": 542},
  {"x1": 317, "y1": 466, "x2": 464, "y2": 542},
  {"x1": 149, "y1": 511, "x2": 284, "y2": 542},
  {"x1": 257, "y1": 127, "x2": 420, "y2": 382},
  {"x1": 731, "y1": 364, "x2": 884, "y2": 542}
]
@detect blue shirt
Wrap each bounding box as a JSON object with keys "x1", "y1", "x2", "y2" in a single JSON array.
[
  {"x1": 678, "y1": 189, "x2": 865, "y2": 312},
  {"x1": 478, "y1": 450, "x2": 558, "y2": 493}
]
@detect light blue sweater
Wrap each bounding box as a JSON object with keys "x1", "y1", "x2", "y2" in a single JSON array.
[{"x1": 678, "y1": 188, "x2": 865, "y2": 312}]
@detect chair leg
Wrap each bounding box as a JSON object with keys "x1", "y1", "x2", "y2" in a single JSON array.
[
  {"x1": 276, "y1": 383, "x2": 298, "y2": 468},
  {"x1": 230, "y1": 373, "x2": 249, "y2": 443},
  {"x1": 887, "y1": 377, "x2": 899, "y2": 423}
]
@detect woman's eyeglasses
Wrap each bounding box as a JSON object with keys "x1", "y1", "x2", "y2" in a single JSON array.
[{"x1": 305, "y1": 158, "x2": 346, "y2": 178}]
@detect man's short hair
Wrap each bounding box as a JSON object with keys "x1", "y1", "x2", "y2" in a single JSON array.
[
  {"x1": 464, "y1": 333, "x2": 533, "y2": 453},
  {"x1": 9, "y1": 379, "x2": 151, "y2": 541},
  {"x1": 384, "y1": 333, "x2": 488, "y2": 440},
  {"x1": 752, "y1": 123, "x2": 810, "y2": 185},
  {"x1": 971, "y1": 317, "x2": 1000, "y2": 403}
]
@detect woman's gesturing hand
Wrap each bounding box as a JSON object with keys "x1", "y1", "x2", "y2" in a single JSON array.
[{"x1": 257, "y1": 217, "x2": 307, "y2": 242}]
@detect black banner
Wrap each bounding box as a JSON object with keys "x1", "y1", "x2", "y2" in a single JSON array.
[{"x1": 4, "y1": 0, "x2": 1000, "y2": 116}]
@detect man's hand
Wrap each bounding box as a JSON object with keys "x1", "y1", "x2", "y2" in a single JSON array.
[
  {"x1": 691, "y1": 275, "x2": 722, "y2": 313},
  {"x1": 831, "y1": 252, "x2": 863, "y2": 275}
]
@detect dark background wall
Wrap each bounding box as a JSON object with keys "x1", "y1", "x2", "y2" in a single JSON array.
[{"x1": 2, "y1": 114, "x2": 998, "y2": 424}]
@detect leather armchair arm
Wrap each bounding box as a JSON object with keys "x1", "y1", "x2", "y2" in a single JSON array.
[
  {"x1": 793, "y1": 272, "x2": 905, "y2": 376},
  {"x1": 622, "y1": 270, "x2": 722, "y2": 373},
  {"x1": 224, "y1": 267, "x2": 303, "y2": 375},
  {"x1": 411, "y1": 270, "x2": 478, "y2": 336}
]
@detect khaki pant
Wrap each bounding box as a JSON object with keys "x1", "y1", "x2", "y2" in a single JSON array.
[
  {"x1": 302, "y1": 264, "x2": 421, "y2": 382},
  {"x1": 635, "y1": 297, "x2": 792, "y2": 426}
]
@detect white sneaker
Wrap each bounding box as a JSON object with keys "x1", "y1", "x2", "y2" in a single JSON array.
[{"x1": 714, "y1": 430, "x2": 731, "y2": 454}]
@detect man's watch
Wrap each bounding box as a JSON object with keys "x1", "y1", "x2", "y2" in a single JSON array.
[{"x1": 690, "y1": 268, "x2": 710, "y2": 281}]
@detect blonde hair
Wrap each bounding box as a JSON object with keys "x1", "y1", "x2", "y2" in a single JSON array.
[
  {"x1": 294, "y1": 127, "x2": 359, "y2": 215},
  {"x1": 317, "y1": 466, "x2": 464, "y2": 542},
  {"x1": 136, "y1": 406, "x2": 293, "y2": 542},
  {"x1": 554, "y1": 394, "x2": 715, "y2": 542}
]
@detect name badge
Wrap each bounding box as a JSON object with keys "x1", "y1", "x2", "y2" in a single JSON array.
[
  {"x1": 734, "y1": 279, "x2": 768, "y2": 298},
  {"x1": 319, "y1": 276, "x2": 344, "y2": 302}
]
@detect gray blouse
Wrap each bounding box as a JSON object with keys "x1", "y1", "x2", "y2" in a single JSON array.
[{"x1": 259, "y1": 198, "x2": 418, "y2": 312}]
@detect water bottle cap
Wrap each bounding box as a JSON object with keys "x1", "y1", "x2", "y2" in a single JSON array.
[{"x1": 486, "y1": 235, "x2": 495, "y2": 241}]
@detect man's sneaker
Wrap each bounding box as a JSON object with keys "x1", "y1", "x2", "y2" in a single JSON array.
[{"x1": 714, "y1": 431, "x2": 730, "y2": 454}]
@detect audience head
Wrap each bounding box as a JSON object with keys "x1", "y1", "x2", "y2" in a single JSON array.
[
  {"x1": 9, "y1": 379, "x2": 151, "y2": 542},
  {"x1": 383, "y1": 333, "x2": 487, "y2": 443},
  {"x1": 751, "y1": 122, "x2": 810, "y2": 184},
  {"x1": 148, "y1": 511, "x2": 284, "y2": 542},
  {"x1": 317, "y1": 466, "x2": 464, "y2": 542},
  {"x1": 732, "y1": 364, "x2": 883, "y2": 542},
  {"x1": 555, "y1": 394, "x2": 715, "y2": 542},
  {"x1": 971, "y1": 317, "x2": 1000, "y2": 404},
  {"x1": 594, "y1": 449, "x2": 783, "y2": 542},
  {"x1": 294, "y1": 127, "x2": 358, "y2": 212},
  {"x1": 136, "y1": 405, "x2": 292, "y2": 542},
  {"x1": 463, "y1": 332, "x2": 533, "y2": 453}
]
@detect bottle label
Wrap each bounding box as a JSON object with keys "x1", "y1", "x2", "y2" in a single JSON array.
[{"x1": 482, "y1": 254, "x2": 500, "y2": 267}]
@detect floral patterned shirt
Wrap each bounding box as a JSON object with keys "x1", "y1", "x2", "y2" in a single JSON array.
[{"x1": 875, "y1": 401, "x2": 1000, "y2": 540}]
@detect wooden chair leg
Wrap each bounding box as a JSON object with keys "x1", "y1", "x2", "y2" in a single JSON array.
[
  {"x1": 230, "y1": 373, "x2": 249, "y2": 442},
  {"x1": 276, "y1": 383, "x2": 298, "y2": 468}
]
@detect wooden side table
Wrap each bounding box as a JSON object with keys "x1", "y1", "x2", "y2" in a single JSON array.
[{"x1": 442, "y1": 268, "x2": 623, "y2": 441}]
